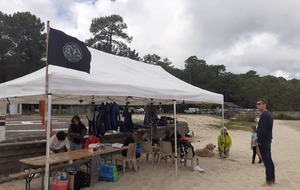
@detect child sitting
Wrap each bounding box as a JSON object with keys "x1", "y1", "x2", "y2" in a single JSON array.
[
  {"x1": 141, "y1": 131, "x2": 151, "y2": 142},
  {"x1": 218, "y1": 127, "x2": 232, "y2": 158},
  {"x1": 84, "y1": 131, "x2": 100, "y2": 172},
  {"x1": 84, "y1": 131, "x2": 100, "y2": 149}
]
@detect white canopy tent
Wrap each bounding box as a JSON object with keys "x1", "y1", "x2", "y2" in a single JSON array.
[
  {"x1": 0, "y1": 47, "x2": 224, "y2": 188},
  {"x1": 0, "y1": 48, "x2": 223, "y2": 105}
]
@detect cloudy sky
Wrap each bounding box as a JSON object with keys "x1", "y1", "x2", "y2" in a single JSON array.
[{"x1": 1, "y1": 0, "x2": 300, "y2": 79}]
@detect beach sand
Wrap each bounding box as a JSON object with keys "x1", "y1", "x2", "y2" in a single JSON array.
[{"x1": 1, "y1": 114, "x2": 300, "y2": 190}]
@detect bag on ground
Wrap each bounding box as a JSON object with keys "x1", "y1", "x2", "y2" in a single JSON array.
[
  {"x1": 74, "y1": 170, "x2": 91, "y2": 188},
  {"x1": 98, "y1": 163, "x2": 118, "y2": 182},
  {"x1": 51, "y1": 171, "x2": 68, "y2": 190}
]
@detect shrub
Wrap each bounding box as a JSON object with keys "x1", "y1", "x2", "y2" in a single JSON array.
[{"x1": 224, "y1": 111, "x2": 234, "y2": 119}]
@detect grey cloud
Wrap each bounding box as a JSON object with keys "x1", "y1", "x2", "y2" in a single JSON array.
[{"x1": 1, "y1": 0, "x2": 300, "y2": 79}]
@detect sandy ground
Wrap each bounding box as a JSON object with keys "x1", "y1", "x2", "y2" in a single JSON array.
[{"x1": 1, "y1": 114, "x2": 300, "y2": 190}]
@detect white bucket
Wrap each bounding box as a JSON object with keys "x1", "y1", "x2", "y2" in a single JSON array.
[{"x1": 0, "y1": 115, "x2": 5, "y2": 142}]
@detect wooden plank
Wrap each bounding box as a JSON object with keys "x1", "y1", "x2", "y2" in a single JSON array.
[
  {"x1": 0, "y1": 162, "x2": 23, "y2": 174},
  {"x1": 0, "y1": 147, "x2": 45, "y2": 158},
  {"x1": 0, "y1": 153, "x2": 44, "y2": 164},
  {"x1": 0, "y1": 161, "x2": 44, "y2": 174},
  {"x1": 19, "y1": 148, "x2": 122, "y2": 166},
  {"x1": 6, "y1": 158, "x2": 90, "y2": 180},
  {"x1": 0, "y1": 141, "x2": 46, "y2": 151},
  {"x1": 9, "y1": 168, "x2": 43, "y2": 179}
]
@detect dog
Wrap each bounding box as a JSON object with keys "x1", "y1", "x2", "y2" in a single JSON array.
[{"x1": 195, "y1": 143, "x2": 216, "y2": 157}]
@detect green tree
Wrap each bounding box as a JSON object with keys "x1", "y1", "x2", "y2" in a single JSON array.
[
  {"x1": 233, "y1": 71, "x2": 260, "y2": 108},
  {"x1": 218, "y1": 72, "x2": 241, "y2": 102},
  {"x1": 0, "y1": 12, "x2": 46, "y2": 83},
  {"x1": 149, "y1": 54, "x2": 300, "y2": 111},
  {"x1": 0, "y1": 12, "x2": 13, "y2": 82},
  {"x1": 183, "y1": 56, "x2": 212, "y2": 87},
  {"x1": 127, "y1": 48, "x2": 140, "y2": 61},
  {"x1": 157, "y1": 58, "x2": 172, "y2": 68},
  {"x1": 143, "y1": 53, "x2": 161, "y2": 65},
  {"x1": 182, "y1": 56, "x2": 226, "y2": 91},
  {"x1": 286, "y1": 79, "x2": 300, "y2": 111},
  {"x1": 88, "y1": 14, "x2": 132, "y2": 54},
  {"x1": 117, "y1": 43, "x2": 140, "y2": 61},
  {"x1": 151, "y1": 56, "x2": 184, "y2": 79}
]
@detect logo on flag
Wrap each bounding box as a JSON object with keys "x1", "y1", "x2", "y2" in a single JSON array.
[
  {"x1": 63, "y1": 42, "x2": 83, "y2": 62},
  {"x1": 48, "y1": 28, "x2": 91, "y2": 73}
]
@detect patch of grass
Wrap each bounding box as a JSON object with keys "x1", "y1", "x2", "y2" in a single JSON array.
[
  {"x1": 274, "y1": 113, "x2": 300, "y2": 120},
  {"x1": 209, "y1": 114, "x2": 257, "y2": 131},
  {"x1": 209, "y1": 120, "x2": 256, "y2": 132},
  {"x1": 234, "y1": 114, "x2": 256, "y2": 122},
  {"x1": 224, "y1": 120, "x2": 256, "y2": 131}
]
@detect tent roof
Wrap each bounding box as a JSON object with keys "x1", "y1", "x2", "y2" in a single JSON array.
[{"x1": 0, "y1": 48, "x2": 223, "y2": 105}]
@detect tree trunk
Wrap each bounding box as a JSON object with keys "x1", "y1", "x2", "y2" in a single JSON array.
[{"x1": 109, "y1": 31, "x2": 112, "y2": 53}]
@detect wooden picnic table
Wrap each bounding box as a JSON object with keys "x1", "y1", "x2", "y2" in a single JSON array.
[
  {"x1": 20, "y1": 147, "x2": 124, "y2": 166},
  {"x1": 18, "y1": 146, "x2": 125, "y2": 190}
]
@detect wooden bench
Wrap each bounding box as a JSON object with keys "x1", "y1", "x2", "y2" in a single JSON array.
[
  {"x1": 8, "y1": 168, "x2": 44, "y2": 190},
  {"x1": 8, "y1": 158, "x2": 92, "y2": 190}
]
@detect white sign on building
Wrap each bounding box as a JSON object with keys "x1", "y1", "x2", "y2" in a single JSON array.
[{"x1": 9, "y1": 103, "x2": 22, "y2": 115}]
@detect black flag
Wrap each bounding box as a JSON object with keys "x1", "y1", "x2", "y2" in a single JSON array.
[{"x1": 48, "y1": 28, "x2": 91, "y2": 73}]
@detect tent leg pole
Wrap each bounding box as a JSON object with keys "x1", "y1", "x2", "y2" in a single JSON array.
[
  {"x1": 222, "y1": 101, "x2": 224, "y2": 127},
  {"x1": 221, "y1": 100, "x2": 225, "y2": 156},
  {"x1": 150, "y1": 127, "x2": 152, "y2": 145},
  {"x1": 173, "y1": 100, "x2": 177, "y2": 179},
  {"x1": 44, "y1": 93, "x2": 52, "y2": 190}
]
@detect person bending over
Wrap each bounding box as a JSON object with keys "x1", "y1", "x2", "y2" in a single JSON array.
[{"x1": 50, "y1": 131, "x2": 70, "y2": 154}]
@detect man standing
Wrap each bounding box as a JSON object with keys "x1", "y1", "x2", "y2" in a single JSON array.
[{"x1": 257, "y1": 99, "x2": 275, "y2": 186}]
